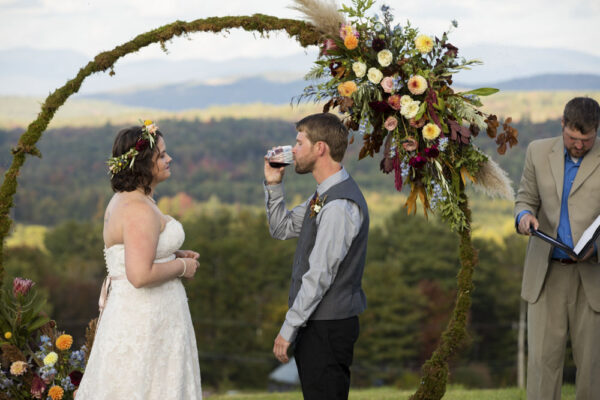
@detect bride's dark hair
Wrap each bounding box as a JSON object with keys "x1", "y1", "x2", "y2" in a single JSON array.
[{"x1": 110, "y1": 126, "x2": 163, "y2": 195}]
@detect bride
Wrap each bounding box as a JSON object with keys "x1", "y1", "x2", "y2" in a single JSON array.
[{"x1": 76, "y1": 121, "x2": 202, "y2": 399}]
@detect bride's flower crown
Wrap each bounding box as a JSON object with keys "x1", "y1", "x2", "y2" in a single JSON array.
[{"x1": 107, "y1": 119, "x2": 158, "y2": 178}]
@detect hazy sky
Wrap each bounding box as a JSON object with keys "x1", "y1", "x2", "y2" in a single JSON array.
[{"x1": 1, "y1": 0, "x2": 599, "y2": 63}]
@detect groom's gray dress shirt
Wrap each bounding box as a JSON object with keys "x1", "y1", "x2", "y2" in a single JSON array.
[{"x1": 264, "y1": 167, "x2": 363, "y2": 342}]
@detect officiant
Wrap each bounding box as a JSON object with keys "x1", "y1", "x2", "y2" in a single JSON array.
[{"x1": 514, "y1": 97, "x2": 600, "y2": 400}]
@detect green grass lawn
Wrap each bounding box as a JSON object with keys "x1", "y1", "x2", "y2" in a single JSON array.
[{"x1": 208, "y1": 385, "x2": 576, "y2": 400}]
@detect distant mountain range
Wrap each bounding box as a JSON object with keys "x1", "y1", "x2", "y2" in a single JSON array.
[
  {"x1": 2, "y1": 45, "x2": 600, "y2": 97},
  {"x1": 78, "y1": 74, "x2": 600, "y2": 111}
]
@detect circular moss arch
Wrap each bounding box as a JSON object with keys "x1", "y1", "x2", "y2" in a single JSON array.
[{"x1": 0, "y1": 15, "x2": 479, "y2": 400}]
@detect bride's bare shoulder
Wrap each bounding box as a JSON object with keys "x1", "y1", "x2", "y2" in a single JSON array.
[{"x1": 105, "y1": 192, "x2": 158, "y2": 227}]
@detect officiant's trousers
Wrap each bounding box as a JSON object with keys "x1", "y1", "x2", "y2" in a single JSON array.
[
  {"x1": 527, "y1": 260, "x2": 600, "y2": 400},
  {"x1": 294, "y1": 317, "x2": 359, "y2": 400}
]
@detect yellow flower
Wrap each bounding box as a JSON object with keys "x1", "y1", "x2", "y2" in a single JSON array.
[
  {"x1": 144, "y1": 119, "x2": 153, "y2": 126},
  {"x1": 3, "y1": 331, "x2": 11, "y2": 339},
  {"x1": 56, "y1": 334, "x2": 73, "y2": 351},
  {"x1": 10, "y1": 360, "x2": 27, "y2": 376},
  {"x1": 422, "y1": 123, "x2": 441, "y2": 140},
  {"x1": 344, "y1": 34, "x2": 358, "y2": 50},
  {"x1": 415, "y1": 35, "x2": 434, "y2": 53},
  {"x1": 408, "y1": 75, "x2": 428, "y2": 95},
  {"x1": 48, "y1": 385, "x2": 65, "y2": 400},
  {"x1": 44, "y1": 351, "x2": 58, "y2": 366},
  {"x1": 337, "y1": 81, "x2": 357, "y2": 97}
]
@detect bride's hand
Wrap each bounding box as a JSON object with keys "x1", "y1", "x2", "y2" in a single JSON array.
[
  {"x1": 176, "y1": 250, "x2": 200, "y2": 260},
  {"x1": 180, "y1": 257, "x2": 199, "y2": 279}
]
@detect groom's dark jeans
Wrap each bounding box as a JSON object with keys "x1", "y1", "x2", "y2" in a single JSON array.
[{"x1": 293, "y1": 316, "x2": 359, "y2": 400}]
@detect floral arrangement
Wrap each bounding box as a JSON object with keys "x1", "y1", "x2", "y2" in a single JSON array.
[
  {"x1": 107, "y1": 119, "x2": 159, "y2": 178},
  {"x1": 293, "y1": 0, "x2": 518, "y2": 231},
  {"x1": 0, "y1": 278, "x2": 86, "y2": 399}
]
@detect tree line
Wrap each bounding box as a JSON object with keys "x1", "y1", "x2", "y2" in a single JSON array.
[
  {"x1": 3, "y1": 205, "x2": 533, "y2": 390},
  {"x1": 0, "y1": 117, "x2": 562, "y2": 226}
]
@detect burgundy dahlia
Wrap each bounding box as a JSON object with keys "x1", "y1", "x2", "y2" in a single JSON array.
[
  {"x1": 424, "y1": 145, "x2": 440, "y2": 158},
  {"x1": 408, "y1": 155, "x2": 427, "y2": 169},
  {"x1": 69, "y1": 370, "x2": 84, "y2": 386},
  {"x1": 135, "y1": 139, "x2": 149, "y2": 151},
  {"x1": 368, "y1": 101, "x2": 391, "y2": 113},
  {"x1": 372, "y1": 38, "x2": 386, "y2": 51}
]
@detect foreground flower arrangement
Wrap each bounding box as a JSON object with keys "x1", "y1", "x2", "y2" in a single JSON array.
[
  {"x1": 295, "y1": 0, "x2": 517, "y2": 231},
  {"x1": 0, "y1": 278, "x2": 86, "y2": 399}
]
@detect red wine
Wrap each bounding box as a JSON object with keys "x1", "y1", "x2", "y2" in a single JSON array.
[{"x1": 269, "y1": 161, "x2": 291, "y2": 168}]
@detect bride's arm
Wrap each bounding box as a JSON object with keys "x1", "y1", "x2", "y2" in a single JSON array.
[{"x1": 123, "y1": 203, "x2": 197, "y2": 287}]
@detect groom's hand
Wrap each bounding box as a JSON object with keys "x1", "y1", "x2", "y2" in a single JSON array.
[
  {"x1": 273, "y1": 334, "x2": 290, "y2": 363},
  {"x1": 264, "y1": 155, "x2": 285, "y2": 186}
]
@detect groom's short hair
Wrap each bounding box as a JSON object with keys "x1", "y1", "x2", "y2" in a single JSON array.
[{"x1": 296, "y1": 113, "x2": 349, "y2": 162}]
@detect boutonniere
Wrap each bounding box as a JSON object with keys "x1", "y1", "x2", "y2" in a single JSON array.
[{"x1": 309, "y1": 193, "x2": 327, "y2": 218}]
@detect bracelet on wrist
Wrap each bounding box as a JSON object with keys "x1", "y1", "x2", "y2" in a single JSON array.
[{"x1": 178, "y1": 258, "x2": 187, "y2": 278}]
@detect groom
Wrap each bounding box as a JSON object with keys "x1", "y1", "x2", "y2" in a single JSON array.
[{"x1": 263, "y1": 112, "x2": 369, "y2": 400}]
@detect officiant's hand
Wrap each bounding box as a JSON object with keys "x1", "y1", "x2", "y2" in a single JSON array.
[
  {"x1": 518, "y1": 213, "x2": 539, "y2": 235},
  {"x1": 577, "y1": 245, "x2": 596, "y2": 262},
  {"x1": 264, "y1": 155, "x2": 285, "y2": 186},
  {"x1": 273, "y1": 334, "x2": 290, "y2": 363}
]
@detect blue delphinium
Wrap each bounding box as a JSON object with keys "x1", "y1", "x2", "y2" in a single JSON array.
[
  {"x1": 439, "y1": 137, "x2": 449, "y2": 152},
  {"x1": 39, "y1": 365, "x2": 57, "y2": 381},
  {"x1": 430, "y1": 182, "x2": 447, "y2": 210},
  {"x1": 61, "y1": 376, "x2": 75, "y2": 391},
  {"x1": 0, "y1": 369, "x2": 12, "y2": 390},
  {"x1": 69, "y1": 347, "x2": 87, "y2": 369}
]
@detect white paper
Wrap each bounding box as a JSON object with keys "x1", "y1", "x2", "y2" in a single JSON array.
[{"x1": 574, "y1": 215, "x2": 600, "y2": 255}]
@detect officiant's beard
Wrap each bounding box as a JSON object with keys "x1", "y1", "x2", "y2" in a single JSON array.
[{"x1": 295, "y1": 159, "x2": 316, "y2": 174}]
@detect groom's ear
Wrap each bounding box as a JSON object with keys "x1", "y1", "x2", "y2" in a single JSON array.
[{"x1": 316, "y1": 141, "x2": 329, "y2": 157}]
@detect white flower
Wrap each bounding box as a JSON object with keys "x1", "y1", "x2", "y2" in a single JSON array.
[
  {"x1": 313, "y1": 205, "x2": 322, "y2": 213},
  {"x1": 401, "y1": 101, "x2": 420, "y2": 119},
  {"x1": 400, "y1": 95, "x2": 413, "y2": 108},
  {"x1": 377, "y1": 49, "x2": 393, "y2": 67},
  {"x1": 352, "y1": 62, "x2": 367, "y2": 78},
  {"x1": 367, "y1": 67, "x2": 383, "y2": 84}
]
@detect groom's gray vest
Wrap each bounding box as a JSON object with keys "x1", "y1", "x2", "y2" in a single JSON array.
[{"x1": 289, "y1": 176, "x2": 369, "y2": 320}]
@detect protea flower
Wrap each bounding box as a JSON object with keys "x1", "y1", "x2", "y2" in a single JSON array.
[{"x1": 13, "y1": 277, "x2": 34, "y2": 297}]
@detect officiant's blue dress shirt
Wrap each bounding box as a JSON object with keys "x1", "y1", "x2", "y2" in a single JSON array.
[{"x1": 517, "y1": 148, "x2": 590, "y2": 259}]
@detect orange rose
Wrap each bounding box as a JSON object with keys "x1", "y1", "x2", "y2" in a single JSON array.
[
  {"x1": 344, "y1": 35, "x2": 358, "y2": 50},
  {"x1": 337, "y1": 81, "x2": 357, "y2": 97}
]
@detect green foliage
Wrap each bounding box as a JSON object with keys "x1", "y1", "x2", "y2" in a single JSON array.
[
  {"x1": 3, "y1": 205, "x2": 528, "y2": 390},
  {"x1": 0, "y1": 279, "x2": 49, "y2": 349}
]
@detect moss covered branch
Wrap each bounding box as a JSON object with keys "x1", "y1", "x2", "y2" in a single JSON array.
[
  {"x1": 410, "y1": 184, "x2": 478, "y2": 400},
  {"x1": 0, "y1": 15, "x2": 320, "y2": 284}
]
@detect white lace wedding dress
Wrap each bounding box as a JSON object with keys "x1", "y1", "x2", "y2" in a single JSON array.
[{"x1": 77, "y1": 218, "x2": 202, "y2": 399}]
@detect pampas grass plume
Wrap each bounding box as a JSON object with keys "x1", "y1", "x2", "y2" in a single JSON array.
[
  {"x1": 289, "y1": 0, "x2": 345, "y2": 38},
  {"x1": 474, "y1": 158, "x2": 514, "y2": 201}
]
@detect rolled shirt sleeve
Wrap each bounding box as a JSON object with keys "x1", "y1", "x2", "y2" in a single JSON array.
[{"x1": 264, "y1": 182, "x2": 308, "y2": 240}]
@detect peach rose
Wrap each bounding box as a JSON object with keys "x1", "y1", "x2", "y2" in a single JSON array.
[
  {"x1": 388, "y1": 95, "x2": 402, "y2": 110},
  {"x1": 402, "y1": 137, "x2": 418, "y2": 152},
  {"x1": 384, "y1": 116, "x2": 398, "y2": 131},
  {"x1": 337, "y1": 81, "x2": 357, "y2": 97},
  {"x1": 380, "y1": 77, "x2": 394, "y2": 93}
]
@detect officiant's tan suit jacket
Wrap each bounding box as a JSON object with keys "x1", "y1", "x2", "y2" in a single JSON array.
[{"x1": 515, "y1": 136, "x2": 600, "y2": 310}]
